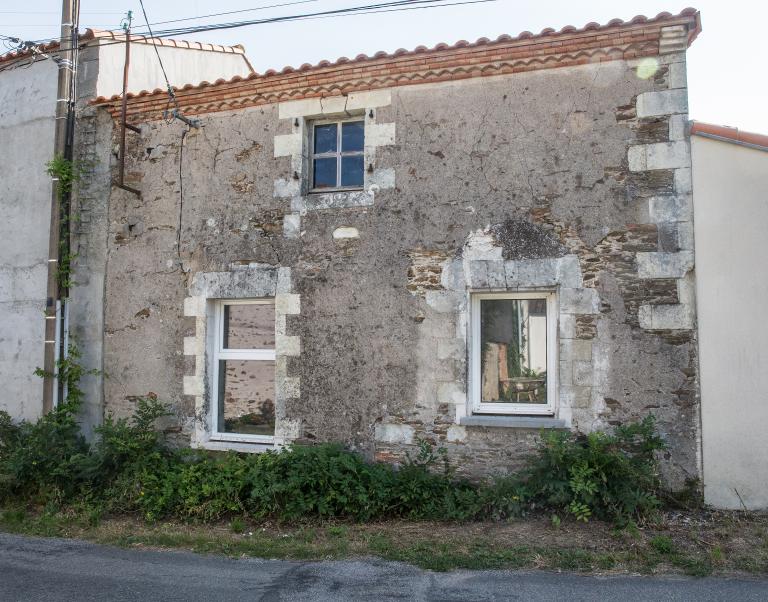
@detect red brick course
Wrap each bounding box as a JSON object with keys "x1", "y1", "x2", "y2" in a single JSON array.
[{"x1": 94, "y1": 9, "x2": 701, "y2": 122}]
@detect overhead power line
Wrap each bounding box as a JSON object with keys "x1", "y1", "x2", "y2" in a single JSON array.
[
  {"x1": 0, "y1": 0, "x2": 499, "y2": 74},
  {"x1": 137, "y1": 0, "x2": 176, "y2": 108},
  {"x1": 0, "y1": 10, "x2": 121, "y2": 14},
  {"x1": 24, "y1": 0, "x2": 475, "y2": 45},
  {"x1": 130, "y1": 0, "x2": 322, "y2": 30},
  {"x1": 145, "y1": 0, "x2": 463, "y2": 37}
]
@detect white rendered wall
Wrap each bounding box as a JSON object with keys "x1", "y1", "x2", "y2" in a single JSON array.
[
  {"x1": 95, "y1": 42, "x2": 252, "y2": 97},
  {"x1": 0, "y1": 59, "x2": 58, "y2": 421},
  {"x1": 693, "y1": 135, "x2": 768, "y2": 509}
]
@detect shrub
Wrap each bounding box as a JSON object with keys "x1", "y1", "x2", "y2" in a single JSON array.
[
  {"x1": 386, "y1": 440, "x2": 482, "y2": 521},
  {"x1": 85, "y1": 395, "x2": 172, "y2": 488},
  {"x1": 245, "y1": 443, "x2": 392, "y2": 521},
  {"x1": 0, "y1": 398, "x2": 89, "y2": 503},
  {"x1": 650, "y1": 534, "x2": 675, "y2": 554},
  {"x1": 1, "y1": 369, "x2": 667, "y2": 525},
  {"x1": 521, "y1": 416, "x2": 666, "y2": 524}
]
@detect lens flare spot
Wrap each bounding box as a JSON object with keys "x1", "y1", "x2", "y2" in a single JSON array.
[{"x1": 636, "y1": 57, "x2": 659, "y2": 80}]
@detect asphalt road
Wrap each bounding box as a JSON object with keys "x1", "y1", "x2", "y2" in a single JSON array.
[{"x1": 1, "y1": 532, "x2": 766, "y2": 601}]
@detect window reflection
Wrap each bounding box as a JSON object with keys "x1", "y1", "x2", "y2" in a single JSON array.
[
  {"x1": 480, "y1": 298, "x2": 547, "y2": 403},
  {"x1": 314, "y1": 123, "x2": 337, "y2": 153},
  {"x1": 218, "y1": 359, "x2": 276, "y2": 436},
  {"x1": 223, "y1": 303, "x2": 275, "y2": 349}
]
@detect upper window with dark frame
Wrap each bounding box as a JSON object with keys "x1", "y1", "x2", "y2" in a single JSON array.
[{"x1": 311, "y1": 120, "x2": 364, "y2": 191}]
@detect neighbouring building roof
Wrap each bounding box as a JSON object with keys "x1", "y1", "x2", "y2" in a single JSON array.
[
  {"x1": 0, "y1": 28, "x2": 247, "y2": 66},
  {"x1": 691, "y1": 122, "x2": 768, "y2": 152},
  {"x1": 93, "y1": 8, "x2": 701, "y2": 122}
]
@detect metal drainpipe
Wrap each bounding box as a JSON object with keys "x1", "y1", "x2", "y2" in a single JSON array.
[{"x1": 42, "y1": 0, "x2": 79, "y2": 413}]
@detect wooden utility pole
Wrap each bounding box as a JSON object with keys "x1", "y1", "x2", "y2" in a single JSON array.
[{"x1": 42, "y1": 0, "x2": 79, "y2": 412}]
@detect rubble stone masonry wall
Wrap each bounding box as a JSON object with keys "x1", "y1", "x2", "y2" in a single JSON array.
[{"x1": 90, "y1": 41, "x2": 700, "y2": 486}]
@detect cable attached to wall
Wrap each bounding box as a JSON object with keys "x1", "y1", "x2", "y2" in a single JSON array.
[
  {"x1": 177, "y1": 127, "x2": 188, "y2": 264},
  {"x1": 137, "y1": 0, "x2": 200, "y2": 128}
]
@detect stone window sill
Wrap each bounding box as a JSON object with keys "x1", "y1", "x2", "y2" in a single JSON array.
[
  {"x1": 199, "y1": 439, "x2": 275, "y2": 453},
  {"x1": 301, "y1": 189, "x2": 374, "y2": 211},
  {"x1": 309, "y1": 188, "x2": 364, "y2": 195},
  {"x1": 460, "y1": 415, "x2": 567, "y2": 429}
]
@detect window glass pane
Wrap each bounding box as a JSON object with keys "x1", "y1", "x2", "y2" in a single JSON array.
[
  {"x1": 218, "y1": 359, "x2": 275, "y2": 436},
  {"x1": 341, "y1": 121, "x2": 364, "y2": 152},
  {"x1": 313, "y1": 123, "x2": 337, "y2": 154},
  {"x1": 223, "y1": 303, "x2": 274, "y2": 349},
  {"x1": 340, "y1": 155, "x2": 364, "y2": 187},
  {"x1": 313, "y1": 157, "x2": 337, "y2": 188},
  {"x1": 480, "y1": 299, "x2": 547, "y2": 404}
]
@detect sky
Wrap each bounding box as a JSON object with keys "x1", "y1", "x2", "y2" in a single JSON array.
[{"x1": 3, "y1": 0, "x2": 766, "y2": 132}]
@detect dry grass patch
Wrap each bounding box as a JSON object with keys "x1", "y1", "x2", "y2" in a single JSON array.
[{"x1": 2, "y1": 506, "x2": 767, "y2": 577}]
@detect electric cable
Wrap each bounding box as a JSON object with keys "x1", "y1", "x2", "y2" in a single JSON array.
[
  {"x1": 19, "y1": 0, "x2": 476, "y2": 45},
  {"x1": 131, "y1": 0, "x2": 322, "y2": 31},
  {"x1": 137, "y1": 0, "x2": 178, "y2": 111},
  {"x1": 0, "y1": 0, "x2": 500, "y2": 75}
]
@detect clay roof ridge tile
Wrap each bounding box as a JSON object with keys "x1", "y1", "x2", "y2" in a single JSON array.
[{"x1": 90, "y1": 8, "x2": 700, "y2": 106}]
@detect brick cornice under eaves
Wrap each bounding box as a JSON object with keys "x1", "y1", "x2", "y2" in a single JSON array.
[{"x1": 95, "y1": 8, "x2": 701, "y2": 123}]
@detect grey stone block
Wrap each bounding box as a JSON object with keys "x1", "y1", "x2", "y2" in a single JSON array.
[
  {"x1": 636, "y1": 251, "x2": 693, "y2": 279},
  {"x1": 303, "y1": 190, "x2": 374, "y2": 211},
  {"x1": 636, "y1": 89, "x2": 688, "y2": 118},
  {"x1": 572, "y1": 360, "x2": 593, "y2": 386},
  {"x1": 190, "y1": 267, "x2": 278, "y2": 298},
  {"x1": 556, "y1": 256, "x2": 583, "y2": 288},
  {"x1": 649, "y1": 195, "x2": 691, "y2": 223},
  {"x1": 515, "y1": 259, "x2": 557, "y2": 287},
  {"x1": 560, "y1": 339, "x2": 593, "y2": 361},
  {"x1": 485, "y1": 261, "x2": 506, "y2": 289},
  {"x1": 560, "y1": 288, "x2": 599, "y2": 314}
]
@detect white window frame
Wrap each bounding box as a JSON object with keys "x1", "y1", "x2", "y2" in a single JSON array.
[
  {"x1": 470, "y1": 291, "x2": 558, "y2": 416},
  {"x1": 309, "y1": 118, "x2": 365, "y2": 192},
  {"x1": 210, "y1": 298, "x2": 276, "y2": 444}
]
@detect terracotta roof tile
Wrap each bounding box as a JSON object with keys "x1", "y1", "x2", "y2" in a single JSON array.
[
  {"x1": 691, "y1": 122, "x2": 768, "y2": 151},
  {"x1": 94, "y1": 8, "x2": 701, "y2": 121},
  {"x1": 0, "y1": 28, "x2": 245, "y2": 65}
]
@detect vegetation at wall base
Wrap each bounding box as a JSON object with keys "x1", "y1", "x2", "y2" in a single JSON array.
[
  {"x1": 0, "y1": 344, "x2": 676, "y2": 526},
  {"x1": 2, "y1": 395, "x2": 667, "y2": 525},
  {"x1": 3, "y1": 363, "x2": 765, "y2": 578}
]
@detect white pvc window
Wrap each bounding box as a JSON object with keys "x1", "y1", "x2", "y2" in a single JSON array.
[
  {"x1": 470, "y1": 292, "x2": 557, "y2": 415},
  {"x1": 210, "y1": 299, "x2": 276, "y2": 443},
  {"x1": 310, "y1": 119, "x2": 365, "y2": 191}
]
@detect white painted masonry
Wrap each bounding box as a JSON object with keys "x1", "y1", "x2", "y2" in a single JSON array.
[{"x1": 692, "y1": 133, "x2": 768, "y2": 510}]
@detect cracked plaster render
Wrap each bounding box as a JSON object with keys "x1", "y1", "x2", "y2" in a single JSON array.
[{"x1": 90, "y1": 23, "x2": 701, "y2": 485}]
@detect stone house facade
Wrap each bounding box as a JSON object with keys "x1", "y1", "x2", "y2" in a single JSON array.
[{"x1": 83, "y1": 9, "x2": 702, "y2": 487}]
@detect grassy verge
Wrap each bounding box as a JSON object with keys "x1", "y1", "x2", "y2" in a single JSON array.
[{"x1": 2, "y1": 506, "x2": 766, "y2": 577}]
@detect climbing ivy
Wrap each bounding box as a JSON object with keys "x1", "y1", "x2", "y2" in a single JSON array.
[{"x1": 46, "y1": 154, "x2": 80, "y2": 197}]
